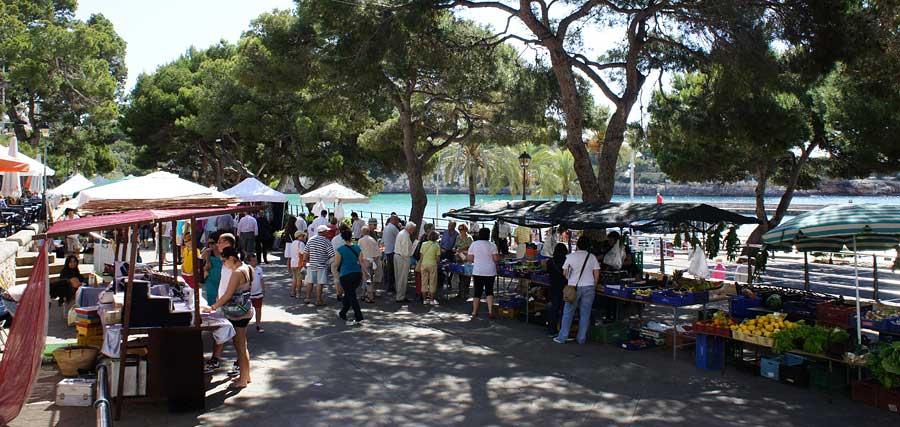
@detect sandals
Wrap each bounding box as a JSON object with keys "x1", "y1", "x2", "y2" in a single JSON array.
[{"x1": 314, "y1": 301, "x2": 327, "y2": 307}]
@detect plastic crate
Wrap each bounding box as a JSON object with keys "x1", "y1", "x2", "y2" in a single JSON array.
[
  {"x1": 879, "y1": 386, "x2": 900, "y2": 413},
  {"x1": 884, "y1": 317, "x2": 900, "y2": 334},
  {"x1": 651, "y1": 290, "x2": 709, "y2": 307},
  {"x1": 692, "y1": 320, "x2": 732, "y2": 338},
  {"x1": 498, "y1": 298, "x2": 526, "y2": 309},
  {"x1": 851, "y1": 380, "x2": 880, "y2": 407},
  {"x1": 816, "y1": 301, "x2": 866, "y2": 329},
  {"x1": 498, "y1": 307, "x2": 520, "y2": 318},
  {"x1": 603, "y1": 285, "x2": 632, "y2": 299},
  {"x1": 730, "y1": 295, "x2": 762, "y2": 319},
  {"x1": 529, "y1": 273, "x2": 550, "y2": 285},
  {"x1": 808, "y1": 363, "x2": 848, "y2": 392},
  {"x1": 589, "y1": 322, "x2": 629, "y2": 344},
  {"x1": 779, "y1": 364, "x2": 810, "y2": 387},
  {"x1": 695, "y1": 334, "x2": 725, "y2": 370},
  {"x1": 760, "y1": 356, "x2": 782, "y2": 380},
  {"x1": 783, "y1": 353, "x2": 805, "y2": 367}
]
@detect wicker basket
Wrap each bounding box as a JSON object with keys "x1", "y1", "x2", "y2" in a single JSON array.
[{"x1": 52, "y1": 346, "x2": 98, "y2": 377}]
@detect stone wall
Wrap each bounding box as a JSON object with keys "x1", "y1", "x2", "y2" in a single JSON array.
[{"x1": 0, "y1": 224, "x2": 40, "y2": 289}]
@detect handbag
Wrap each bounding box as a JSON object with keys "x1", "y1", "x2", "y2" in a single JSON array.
[
  {"x1": 222, "y1": 268, "x2": 253, "y2": 318},
  {"x1": 563, "y1": 253, "x2": 591, "y2": 303}
]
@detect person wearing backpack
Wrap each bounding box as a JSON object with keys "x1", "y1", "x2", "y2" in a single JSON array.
[
  {"x1": 553, "y1": 237, "x2": 601, "y2": 345},
  {"x1": 203, "y1": 246, "x2": 254, "y2": 389},
  {"x1": 334, "y1": 229, "x2": 367, "y2": 325}
]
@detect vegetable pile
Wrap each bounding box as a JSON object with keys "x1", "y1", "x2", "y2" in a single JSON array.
[
  {"x1": 771, "y1": 323, "x2": 850, "y2": 355},
  {"x1": 868, "y1": 342, "x2": 900, "y2": 389}
]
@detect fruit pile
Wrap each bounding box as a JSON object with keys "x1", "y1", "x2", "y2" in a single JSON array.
[
  {"x1": 731, "y1": 313, "x2": 798, "y2": 338},
  {"x1": 865, "y1": 306, "x2": 900, "y2": 321},
  {"x1": 633, "y1": 288, "x2": 657, "y2": 298},
  {"x1": 711, "y1": 311, "x2": 736, "y2": 328}
]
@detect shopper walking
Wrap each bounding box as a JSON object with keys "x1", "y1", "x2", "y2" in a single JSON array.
[
  {"x1": 248, "y1": 254, "x2": 266, "y2": 332},
  {"x1": 334, "y1": 230, "x2": 366, "y2": 325},
  {"x1": 554, "y1": 237, "x2": 601, "y2": 345},
  {"x1": 350, "y1": 212, "x2": 365, "y2": 240},
  {"x1": 305, "y1": 225, "x2": 335, "y2": 306},
  {"x1": 358, "y1": 226, "x2": 380, "y2": 303},
  {"x1": 237, "y1": 213, "x2": 258, "y2": 261},
  {"x1": 204, "y1": 246, "x2": 254, "y2": 389},
  {"x1": 467, "y1": 228, "x2": 499, "y2": 320},
  {"x1": 544, "y1": 243, "x2": 569, "y2": 335},
  {"x1": 291, "y1": 231, "x2": 308, "y2": 302},
  {"x1": 419, "y1": 231, "x2": 441, "y2": 305},
  {"x1": 255, "y1": 213, "x2": 273, "y2": 264},
  {"x1": 393, "y1": 221, "x2": 417, "y2": 303}
]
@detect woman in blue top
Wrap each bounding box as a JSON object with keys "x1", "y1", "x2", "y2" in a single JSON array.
[
  {"x1": 203, "y1": 232, "x2": 224, "y2": 307},
  {"x1": 333, "y1": 229, "x2": 367, "y2": 325}
]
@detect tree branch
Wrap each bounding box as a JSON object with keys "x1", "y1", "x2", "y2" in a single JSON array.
[{"x1": 557, "y1": 0, "x2": 602, "y2": 39}]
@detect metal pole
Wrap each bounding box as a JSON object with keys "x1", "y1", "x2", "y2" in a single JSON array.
[
  {"x1": 873, "y1": 254, "x2": 879, "y2": 301},
  {"x1": 803, "y1": 252, "x2": 810, "y2": 291},
  {"x1": 659, "y1": 236, "x2": 665, "y2": 274},
  {"x1": 853, "y1": 236, "x2": 862, "y2": 347},
  {"x1": 521, "y1": 167, "x2": 526, "y2": 201}
]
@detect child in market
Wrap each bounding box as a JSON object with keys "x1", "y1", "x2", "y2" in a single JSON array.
[{"x1": 248, "y1": 254, "x2": 266, "y2": 333}]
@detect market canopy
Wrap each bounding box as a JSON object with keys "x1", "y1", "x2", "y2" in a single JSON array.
[
  {"x1": 0, "y1": 140, "x2": 55, "y2": 177},
  {"x1": 48, "y1": 173, "x2": 94, "y2": 197},
  {"x1": 762, "y1": 203, "x2": 900, "y2": 252},
  {"x1": 76, "y1": 171, "x2": 237, "y2": 215},
  {"x1": 444, "y1": 201, "x2": 757, "y2": 229},
  {"x1": 43, "y1": 206, "x2": 259, "y2": 238},
  {"x1": 300, "y1": 183, "x2": 369, "y2": 204},
  {"x1": 223, "y1": 177, "x2": 287, "y2": 203}
]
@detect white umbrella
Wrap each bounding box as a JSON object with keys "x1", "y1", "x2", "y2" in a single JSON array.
[
  {"x1": 0, "y1": 142, "x2": 55, "y2": 177},
  {"x1": 222, "y1": 177, "x2": 287, "y2": 203},
  {"x1": 300, "y1": 183, "x2": 369, "y2": 204},
  {"x1": 27, "y1": 155, "x2": 44, "y2": 193},
  {"x1": 48, "y1": 173, "x2": 94, "y2": 197},
  {"x1": 0, "y1": 137, "x2": 22, "y2": 198}
]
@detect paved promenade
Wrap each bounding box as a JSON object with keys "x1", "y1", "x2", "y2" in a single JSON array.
[{"x1": 13, "y1": 253, "x2": 897, "y2": 426}]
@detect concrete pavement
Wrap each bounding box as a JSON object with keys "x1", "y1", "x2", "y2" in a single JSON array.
[{"x1": 13, "y1": 253, "x2": 897, "y2": 426}]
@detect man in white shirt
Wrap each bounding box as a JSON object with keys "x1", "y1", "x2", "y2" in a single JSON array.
[
  {"x1": 554, "y1": 238, "x2": 601, "y2": 345},
  {"x1": 393, "y1": 221, "x2": 417, "y2": 303},
  {"x1": 358, "y1": 226, "x2": 381, "y2": 301},
  {"x1": 350, "y1": 212, "x2": 365, "y2": 240},
  {"x1": 381, "y1": 215, "x2": 400, "y2": 294},
  {"x1": 308, "y1": 210, "x2": 329, "y2": 237},
  {"x1": 295, "y1": 215, "x2": 308, "y2": 237},
  {"x1": 237, "y1": 214, "x2": 259, "y2": 261}
]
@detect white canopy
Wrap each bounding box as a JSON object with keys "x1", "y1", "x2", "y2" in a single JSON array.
[
  {"x1": 300, "y1": 183, "x2": 369, "y2": 204},
  {"x1": 0, "y1": 141, "x2": 55, "y2": 177},
  {"x1": 1, "y1": 138, "x2": 22, "y2": 198},
  {"x1": 49, "y1": 173, "x2": 94, "y2": 197},
  {"x1": 222, "y1": 177, "x2": 287, "y2": 203},
  {"x1": 76, "y1": 171, "x2": 236, "y2": 212}
]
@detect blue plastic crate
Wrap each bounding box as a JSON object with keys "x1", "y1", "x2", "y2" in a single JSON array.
[
  {"x1": 730, "y1": 295, "x2": 763, "y2": 319},
  {"x1": 499, "y1": 298, "x2": 526, "y2": 309},
  {"x1": 695, "y1": 334, "x2": 725, "y2": 371},
  {"x1": 761, "y1": 356, "x2": 782, "y2": 380},
  {"x1": 783, "y1": 353, "x2": 805, "y2": 367},
  {"x1": 651, "y1": 290, "x2": 709, "y2": 307},
  {"x1": 604, "y1": 285, "x2": 633, "y2": 299}
]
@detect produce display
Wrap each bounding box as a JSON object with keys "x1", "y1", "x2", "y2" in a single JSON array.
[
  {"x1": 771, "y1": 323, "x2": 850, "y2": 355},
  {"x1": 865, "y1": 305, "x2": 900, "y2": 321},
  {"x1": 867, "y1": 342, "x2": 900, "y2": 389},
  {"x1": 731, "y1": 313, "x2": 798, "y2": 339}
]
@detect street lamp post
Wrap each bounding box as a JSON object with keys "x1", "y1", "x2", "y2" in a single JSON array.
[
  {"x1": 37, "y1": 123, "x2": 50, "y2": 224},
  {"x1": 629, "y1": 150, "x2": 643, "y2": 203},
  {"x1": 518, "y1": 151, "x2": 531, "y2": 201}
]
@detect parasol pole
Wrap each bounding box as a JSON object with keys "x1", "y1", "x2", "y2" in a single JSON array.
[{"x1": 853, "y1": 235, "x2": 862, "y2": 346}]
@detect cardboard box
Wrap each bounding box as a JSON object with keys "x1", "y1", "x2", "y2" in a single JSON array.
[
  {"x1": 100, "y1": 358, "x2": 147, "y2": 397},
  {"x1": 55, "y1": 378, "x2": 96, "y2": 407}
]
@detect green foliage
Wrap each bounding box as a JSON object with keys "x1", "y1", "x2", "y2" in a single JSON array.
[
  {"x1": 771, "y1": 323, "x2": 849, "y2": 355},
  {"x1": 706, "y1": 223, "x2": 725, "y2": 260},
  {"x1": 725, "y1": 226, "x2": 741, "y2": 262},
  {"x1": 868, "y1": 342, "x2": 900, "y2": 389}
]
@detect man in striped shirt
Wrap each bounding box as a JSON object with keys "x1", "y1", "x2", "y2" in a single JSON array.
[{"x1": 305, "y1": 225, "x2": 335, "y2": 306}]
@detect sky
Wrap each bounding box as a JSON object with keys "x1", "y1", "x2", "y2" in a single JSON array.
[{"x1": 75, "y1": 0, "x2": 652, "y2": 122}]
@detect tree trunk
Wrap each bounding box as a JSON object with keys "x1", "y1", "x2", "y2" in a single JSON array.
[
  {"x1": 547, "y1": 49, "x2": 600, "y2": 203},
  {"x1": 398, "y1": 107, "x2": 426, "y2": 232},
  {"x1": 596, "y1": 107, "x2": 631, "y2": 202},
  {"x1": 215, "y1": 154, "x2": 224, "y2": 190},
  {"x1": 743, "y1": 167, "x2": 772, "y2": 252}
]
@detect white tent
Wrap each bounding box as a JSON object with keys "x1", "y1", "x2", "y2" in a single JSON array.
[
  {"x1": 49, "y1": 173, "x2": 94, "y2": 197},
  {"x1": 300, "y1": 183, "x2": 369, "y2": 204},
  {"x1": 0, "y1": 138, "x2": 22, "y2": 198},
  {"x1": 76, "y1": 171, "x2": 237, "y2": 213},
  {"x1": 27, "y1": 155, "x2": 45, "y2": 193},
  {"x1": 0, "y1": 142, "x2": 55, "y2": 177},
  {"x1": 222, "y1": 177, "x2": 287, "y2": 203}
]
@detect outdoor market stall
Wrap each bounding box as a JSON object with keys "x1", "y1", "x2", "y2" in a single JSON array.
[
  {"x1": 39, "y1": 205, "x2": 259, "y2": 420},
  {"x1": 223, "y1": 177, "x2": 288, "y2": 228}
]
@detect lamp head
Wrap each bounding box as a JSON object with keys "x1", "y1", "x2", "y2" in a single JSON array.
[{"x1": 518, "y1": 151, "x2": 531, "y2": 168}]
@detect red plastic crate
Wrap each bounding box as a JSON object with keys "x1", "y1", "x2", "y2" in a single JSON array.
[
  {"x1": 816, "y1": 301, "x2": 865, "y2": 328},
  {"x1": 880, "y1": 387, "x2": 900, "y2": 414},
  {"x1": 692, "y1": 320, "x2": 732, "y2": 338},
  {"x1": 851, "y1": 380, "x2": 880, "y2": 407}
]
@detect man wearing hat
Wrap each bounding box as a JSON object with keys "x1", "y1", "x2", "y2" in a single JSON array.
[{"x1": 305, "y1": 225, "x2": 336, "y2": 306}]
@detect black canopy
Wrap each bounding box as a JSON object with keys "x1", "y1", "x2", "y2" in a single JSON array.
[{"x1": 444, "y1": 201, "x2": 757, "y2": 229}]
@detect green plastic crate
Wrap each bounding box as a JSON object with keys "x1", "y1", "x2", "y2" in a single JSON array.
[
  {"x1": 589, "y1": 322, "x2": 629, "y2": 344},
  {"x1": 808, "y1": 363, "x2": 849, "y2": 392}
]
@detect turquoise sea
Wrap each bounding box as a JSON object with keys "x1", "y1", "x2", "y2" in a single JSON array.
[{"x1": 284, "y1": 193, "x2": 900, "y2": 221}]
